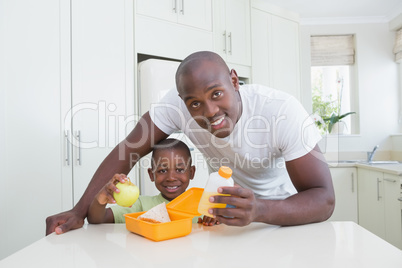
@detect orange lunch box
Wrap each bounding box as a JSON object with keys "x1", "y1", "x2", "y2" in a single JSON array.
[{"x1": 124, "y1": 187, "x2": 203, "y2": 241}]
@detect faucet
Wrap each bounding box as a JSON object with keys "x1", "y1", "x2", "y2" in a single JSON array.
[{"x1": 367, "y1": 145, "x2": 379, "y2": 163}]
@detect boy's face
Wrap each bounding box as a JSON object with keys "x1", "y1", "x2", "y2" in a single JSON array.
[
  {"x1": 177, "y1": 61, "x2": 242, "y2": 138},
  {"x1": 147, "y1": 148, "x2": 195, "y2": 201}
]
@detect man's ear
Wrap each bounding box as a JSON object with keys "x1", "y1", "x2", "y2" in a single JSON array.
[
  {"x1": 147, "y1": 168, "x2": 155, "y2": 182},
  {"x1": 190, "y1": 165, "x2": 196, "y2": 180},
  {"x1": 230, "y1": 69, "x2": 240, "y2": 91}
]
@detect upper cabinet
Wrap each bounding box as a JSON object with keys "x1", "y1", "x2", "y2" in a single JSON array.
[
  {"x1": 136, "y1": 0, "x2": 212, "y2": 31},
  {"x1": 135, "y1": 0, "x2": 214, "y2": 60},
  {"x1": 250, "y1": 0, "x2": 301, "y2": 99},
  {"x1": 213, "y1": 0, "x2": 251, "y2": 66}
]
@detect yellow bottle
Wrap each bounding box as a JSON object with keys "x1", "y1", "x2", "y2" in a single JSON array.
[{"x1": 198, "y1": 166, "x2": 234, "y2": 218}]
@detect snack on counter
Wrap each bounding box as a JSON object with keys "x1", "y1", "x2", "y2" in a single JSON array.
[{"x1": 138, "y1": 202, "x2": 171, "y2": 224}]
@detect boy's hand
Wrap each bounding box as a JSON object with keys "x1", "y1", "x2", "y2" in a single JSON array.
[
  {"x1": 197, "y1": 216, "x2": 220, "y2": 226},
  {"x1": 96, "y1": 174, "x2": 128, "y2": 205}
]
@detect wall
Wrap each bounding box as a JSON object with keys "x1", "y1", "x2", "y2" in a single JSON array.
[{"x1": 300, "y1": 22, "x2": 400, "y2": 160}]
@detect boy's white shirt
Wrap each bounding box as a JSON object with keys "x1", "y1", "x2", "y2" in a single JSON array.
[{"x1": 150, "y1": 84, "x2": 322, "y2": 200}]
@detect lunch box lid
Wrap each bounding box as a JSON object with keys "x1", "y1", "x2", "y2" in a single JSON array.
[{"x1": 166, "y1": 187, "x2": 203, "y2": 217}]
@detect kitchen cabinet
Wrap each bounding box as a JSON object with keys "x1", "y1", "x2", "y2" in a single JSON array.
[
  {"x1": 328, "y1": 168, "x2": 358, "y2": 223},
  {"x1": 358, "y1": 169, "x2": 386, "y2": 239},
  {"x1": 213, "y1": 0, "x2": 251, "y2": 66},
  {"x1": 134, "y1": 2, "x2": 214, "y2": 61},
  {"x1": 0, "y1": 0, "x2": 65, "y2": 260},
  {"x1": 250, "y1": 0, "x2": 301, "y2": 99},
  {"x1": 383, "y1": 173, "x2": 402, "y2": 249},
  {"x1": 67, "y1": 0, "x2": 135, "y2": 207},
  {"x1": 136, "y1": 0, "x2": 212, "y2": 31},
  {"x1": 0, "y1": 0, "x2": 135, "y2": 260},
  {"x1": 358, "y1": 168, "x2": 402, "y2": 249}
]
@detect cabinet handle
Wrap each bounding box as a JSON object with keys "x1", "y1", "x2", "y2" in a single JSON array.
[
  {"x1": 377, "y1": 178, "x2": 381, "y2": 201},
  {"x1": 76, "y1": 131, "x2": 82, "y2": 165},
  {"x1": 228, "y1": 32, "x2": 232, "y2": 55},
  {"x1": 180, "y1": 0, "x2": 184, "y2": 14},
  {"x1": 384, "y1": 178, "x2": 397, "y2": 183},
  {"x1": 64, "y1": 130, "x2": 70, "y2": 166},
  {"x1": 351, "y1": 173, "x2": 354, "y2": 193},
  {"x1": 223, "y1": 31, "x2": 227, "y2": 53},
  {"x1": 172, "y1": 0, "x2": 177, "y2": 13}
]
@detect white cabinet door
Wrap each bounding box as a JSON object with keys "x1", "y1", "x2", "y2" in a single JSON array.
[
  {"x1": 251, "y1": 7, "x2": 300, "y2": 99},
  {"x1": 178, "y1": 0, "x2": 212, "y2": 31},
  {"x1": 383, "y1": 174, "x2": 402, "y2": 249},
  {"x1": 224, "y1": 0, "x2": 251, "y2": 66},
  {"x1": 69, "y1": 0, "x2": 135, "y2": 205},
  {"x1": 136, "y1": 0, "x2": 212, "y2": 31},
  {"x1": 213, "y1": 0, "x2": 251, "y2": 66},
  {"x1": 0, "y1": 0, "x2": 64, "y2": 259},
  {"x1": 250, "y1": 9, "x2": 270, "y2": 85},
  {"x1": 136, "y1": 0, "x2": 177, "y2": 22},
  {"x1": 269, "y1": 16, "x2": 300, "y2": 99},
  {"x1": 358, "y1": 169, "x2": 386, "y2": 239},
  {"x1": 328, "y1": 168, "x2": 358, "y2": 223}
]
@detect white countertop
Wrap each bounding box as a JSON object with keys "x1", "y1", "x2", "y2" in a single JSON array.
[
  {"x1": 328, "y1": 161, "x2": 402, "y2": 175},
  {"x1": 355, "y1": 163, "x2": 402, "y2": 175},
  {"x1": 1, "y1": 222, "x2": 401, "y2": 267}
]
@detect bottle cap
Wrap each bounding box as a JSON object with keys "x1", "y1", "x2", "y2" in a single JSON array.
[{"x1": 218, "y1": 166, "x2": 232, "y2": 179}]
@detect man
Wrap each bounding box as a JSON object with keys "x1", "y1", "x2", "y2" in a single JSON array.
[{"x1": 46, "y1": 51, "x2": 334, "y2": 235}]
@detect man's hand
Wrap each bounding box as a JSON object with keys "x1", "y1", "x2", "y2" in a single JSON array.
[
  {"x1": 209, "y1": 185, "x2": 258, "y2": 226},
  {"x1": 197, "y1": 215, "x2": 220, "y2": 226},
  {"x1": 45, "y1": 210, "x2": 85, "y2": 235}
]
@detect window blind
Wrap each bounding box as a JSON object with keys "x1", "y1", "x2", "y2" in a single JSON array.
[
  {"x1": 311, "y1": 35, "x2": 355, "y2": 66},
  {"x1": 393, "y1": 28, "x2": 402, "y2": 62}
]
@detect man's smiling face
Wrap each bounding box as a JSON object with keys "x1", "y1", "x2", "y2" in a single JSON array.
[{"x1": 177, "y1": 59, "x2": 242, "y2": 138}]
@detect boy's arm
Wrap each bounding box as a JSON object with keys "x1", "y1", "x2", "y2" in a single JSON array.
[
  {"x1": 87, "y1": 173, "x2": 127, "y2": 224},
  {"x1": 46, "y1": 112, "x2": 169, "y2": 235},
  {"x1": 87, "y1": 200, "x2": 115, "y2": 224},
  {"x1": 209, "y1": 145, "x2": 335, "y2": 226}
]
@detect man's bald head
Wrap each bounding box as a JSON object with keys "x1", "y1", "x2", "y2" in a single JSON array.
[{"x1": 175, "y1": 51, "x2": 230, "y2": 93}]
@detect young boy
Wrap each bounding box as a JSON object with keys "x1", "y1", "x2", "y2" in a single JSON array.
[{"x1": 87, "y1": 138, "x2": 218, "y2": 225}]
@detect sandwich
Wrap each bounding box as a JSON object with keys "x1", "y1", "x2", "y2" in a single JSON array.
[{"x1": 138, "y1": 202, "x2": 171, "y2": 223}]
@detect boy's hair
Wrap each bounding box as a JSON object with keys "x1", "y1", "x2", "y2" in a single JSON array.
[{"x1": 151, "y1": 138, "x2": 192, "y2": 167}]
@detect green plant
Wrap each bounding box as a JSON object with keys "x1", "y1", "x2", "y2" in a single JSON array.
[
  {"x1": 312, "y1": 87, "x2": 337, "y2": 133},
  {"x1": 312, "y1": 74, "x2": 356, "y2": 134},
  {"x1": 324, "y1": 112, "x2": 356, "y2": 133}
]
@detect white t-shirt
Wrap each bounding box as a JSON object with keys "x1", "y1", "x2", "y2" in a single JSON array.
[{"x1": 150, "y1": 84, "x2": 322, "y2": 199}]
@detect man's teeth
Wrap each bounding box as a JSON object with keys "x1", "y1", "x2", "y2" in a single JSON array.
[
  {"x1": 211, "y1": 117, "x2": 224, "y2": 126},
  {"x1": 166, "y1": 186, "x2": 178, "y2": 189}
]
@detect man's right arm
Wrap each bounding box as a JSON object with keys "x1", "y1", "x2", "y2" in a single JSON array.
[{"x1": 45, "y1": 112, "x2": 169, "y2": 235}]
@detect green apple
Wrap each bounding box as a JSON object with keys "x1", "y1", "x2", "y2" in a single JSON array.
[{"x1": 113, "y1": 179, "x2": 140, "y2": 207}]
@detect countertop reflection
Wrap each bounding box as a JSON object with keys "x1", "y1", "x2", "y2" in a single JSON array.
[{"x1": 1, "y1": 222, "x2": 402, "y2": 267}]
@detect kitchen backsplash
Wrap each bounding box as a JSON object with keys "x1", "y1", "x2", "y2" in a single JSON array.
[
  {"x1": 391, "y1": 134, "x2": 402, "y2": 161},
  {"x1": 320, "y1": 134, "x2": 402, "y2": 162}
]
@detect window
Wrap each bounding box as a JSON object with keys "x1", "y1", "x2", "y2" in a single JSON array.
[
  {"x1": 393, "y1": 28, "x2": 402, "y2": 62},
  {"x1": 310, "y1": 35, "x2": 357, "y2": 135},
  {"x1": 393, "y1": 28, "x2": 402, "y2": 129}
]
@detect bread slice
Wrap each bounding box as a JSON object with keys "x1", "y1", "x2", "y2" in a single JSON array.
[{"x1": 138, "y1": 202, "x2": 171, "y2": 223}]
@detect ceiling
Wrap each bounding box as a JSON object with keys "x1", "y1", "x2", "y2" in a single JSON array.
[{"x1": 261, "y1": 0, "x2": 402, "y2": 23}]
